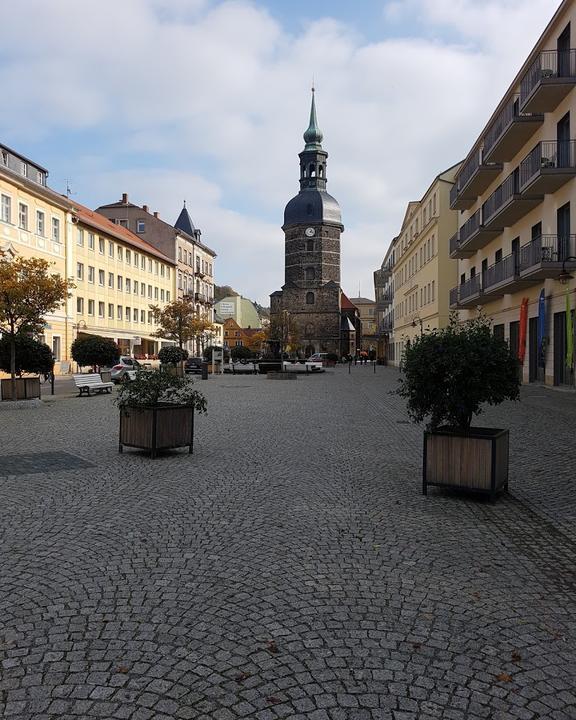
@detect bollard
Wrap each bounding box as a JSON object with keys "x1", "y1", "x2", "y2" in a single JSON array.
[{"x1": 201, "y1": 362, "x2": 208, "y2": 380}]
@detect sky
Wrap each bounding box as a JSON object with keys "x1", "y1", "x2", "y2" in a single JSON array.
[{"x1": 0, "y1": 0, "x2": 562, "y2": 304}]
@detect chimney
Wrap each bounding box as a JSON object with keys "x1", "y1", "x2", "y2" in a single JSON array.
[
  {"x1": 121, "y1": 192, "x2": 128, "y2": 204},
  {"x1": 153, "y1": 211, "x2": 159, "y2": 218},
  {"x1": 143, "y1": 204, "x2": 148, "y2": 213}
]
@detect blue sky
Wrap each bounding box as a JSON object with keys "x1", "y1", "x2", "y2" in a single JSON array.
[{"x1": 0, "y1": 0, "x2": 560, "y2": 304}]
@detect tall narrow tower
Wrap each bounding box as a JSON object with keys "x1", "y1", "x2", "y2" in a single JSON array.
[{"x1": 270, "y1": 90, "x2": 345, "y2": 356}]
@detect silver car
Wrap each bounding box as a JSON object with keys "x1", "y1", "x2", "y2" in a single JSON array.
[{"x1": 110, "y1": 356, "x2": 140, "y2": 383}]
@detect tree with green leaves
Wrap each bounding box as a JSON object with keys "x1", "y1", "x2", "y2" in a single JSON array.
[
  {"x1": 0, "y1": 252, "x2": 72, "y2": 400},
  {"x1": 396, "y1": 313, "x2": 520, "y2": 431},
  {"x1": 71, "y1": 335, "x2": 120, "y2": 370},
  {"x1": 150, "y1": 298, "x2": 215, "y2": 351},
  {"x1": 0, "y1": 336, "x2": 54, "y2": 377}
]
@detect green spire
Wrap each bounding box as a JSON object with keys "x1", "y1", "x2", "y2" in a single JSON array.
[{"x1": 303, "y1": 87, "x2": 323, "y2": 150}]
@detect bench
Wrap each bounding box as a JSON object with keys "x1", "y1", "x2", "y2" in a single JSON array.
[{"x1": 73, "y1": 373, "x2": 114, "y2": 396}]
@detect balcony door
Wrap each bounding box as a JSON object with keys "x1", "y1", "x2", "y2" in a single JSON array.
[
  {"x1": 557, "y1": 202, "x2": 571, "y2": 259},
  {"x1": 557, "y1": 112, "x2": 570, "y2": 167},
  {"x1": 512, "y1": 237, "x2": 520, "y2": 273},
  {"x1": 558, "y1": 24, "x2": 571, "y2": 77}
]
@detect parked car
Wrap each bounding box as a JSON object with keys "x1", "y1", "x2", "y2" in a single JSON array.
[
  {"x1": 306, "y1": 353, "x2": 329, "y2": 362},
  {"x1": 111, "y1": 356, "x2": 141, "y2": 383},
  {"x1": 184, "y1": 357, "x2": 204, "y2": 374}
]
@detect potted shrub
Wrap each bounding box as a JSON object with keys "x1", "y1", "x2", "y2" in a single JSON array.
[
  {"x1": 396, "y1": 315, "x2": 521, "y2": 499},
  {"x1": 0, "y1": 335, "x2": 53, "y2": 400},
  {"x1": 158, "y1": 346, "x2": 188, "y2": 377},
  {"x1": 117, "y1": 369, "x2": 206, "y2": 458},
  {"x1": 71, "y1": 334, "x2": 120, "y2": 372}
]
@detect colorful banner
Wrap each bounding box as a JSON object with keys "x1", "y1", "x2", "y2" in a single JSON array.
[{"x1": 566, "y1": 291, "x2": 574, "y2": 370}]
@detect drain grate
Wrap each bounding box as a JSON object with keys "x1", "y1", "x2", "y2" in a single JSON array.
[{"x1": 0, "y1": 451, "x2": 94, "y2": 477}]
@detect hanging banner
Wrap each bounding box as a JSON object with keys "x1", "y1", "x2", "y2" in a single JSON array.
[
  {"x1": 537, "y1": 289, "x2": 546, "y2": 368},
  {"x1": 518, "y1": 298, "x2": 528, "y2": 364}
]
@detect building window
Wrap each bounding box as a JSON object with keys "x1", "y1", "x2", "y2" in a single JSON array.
[
  {"x1": 166, "y1": 291, "x2": 170, "y2": 302},
  {"x1": 117, "y1": 275, "x2": 123, "y2": 291},
  {"x1": 137, "y1": 220, "x2": 145, "y2": 233},
  {"x1": 178, "y1": 247, "x2": 182, "y2": 261},
  {"x1": 133, "y1": 308, "x2": 138, "y2": 322},
  {"x1": 305, "y1": 267, "x2": 315, "y2": 280},
  {"x1": 99, "y1": 237, "x2": 105, "y2": 254},
  {"x1": 160, "y1": 289, "x2": 165, "y2": 301},
  {"x1": 147, "y1": 311, "x2": 153, "y2": 324},
  {"x1": 88, "y1": 266, "x2": 95, "y2": 283},
  {"x1": 108, "y1": 303, "x2": 114, "y2": 319},
  {"x1": 108, "y1": 272, "x2": 114, "y2": 288},
  {"x1": 36, "y1": 210, "x2": 45, "y2": 236},
  {"x1": 148, "y1": 259, "x2": 152, "y2": 273},
  {"x1": 76, "y1": 297, "x2": 83, "y2": 314},
  {"x1": 88, "y1": 232, "x2": 94, "y2": 250},
  {"x1": 118, "y1": 247, "x2": 123, "y2": 262},
  {"x1": 126, "y1": 278, "x2": 131, "y2": 293},
  {"x1": 161, "y1": 264, "x2": 165, "y2": 277},
  {"x1": 88, "y1": 299, "x2": 94, "y2": 316},
  {"x1": 235, "y1": 340, "x2": 243, "y2": 346},
  {"x1": 98, "y1": 269, "x2": 105, "y2": 286},
  {"x1": 98, "y1": 301, "x2": 105, "y2": 318},
  {"x1": 147, "y1": 284, "x2": 152, "y2": 299},
  {"x1": 77, "y1": 228, "x2": 84, "y2": 246},
  {"x1": 154, "y1": 287, "x2": 158, "y2": 300},
  {"x1": 52, "y1": 336, "x2": 61, "y2": 362},
  {"x1": 52, "y1": 218, "x2": 60, "y2": 242},
  {"x1": 133, "y1": 252, "x2": 138, "y2": 267},
  {"x1": 18, "y1": 203, "x2": 28, "y2": 230},
  {"x1": 432, "y1": 280, "x2": 435, "y2": 301},
  {"x1": 0, "y1": 194, "x2": 11, "y2": 223},
  {"x1": 134, "y1": 280, "x2": 138, "y2": 295},
  {"x1": 141, "y1": 283, "x2": 145, "y2": 297},
  {"x1": 117, "y1": 305, "x2": 123, "y2": 320},
  {"x1": 155, "y1": 261, "x2": 158, "y2": 275},
  {"x1": 306, "y1": 291, "x2": 315, "y2": 305},
  {"x1": 108, "y1": 241, "x2": 114, "y2": 258},
  {"x1": 126, "y1": 250, "x2": 131, "y2": 265},
  {"x1": 141, "y1": 309, "x2": 145, "y2": 323},
  {"x1": 126, "y1": 306, "x2": 131, "y2": 320},
  {"x1": 118, "y1": 219, "x2": 128, "y2": 228},
  {"x1": 76, "y1": 262, "x2": 84, "y2": 280},
  {"x1": 141, "y1": 255, "x2": 145, "y2": 269}
]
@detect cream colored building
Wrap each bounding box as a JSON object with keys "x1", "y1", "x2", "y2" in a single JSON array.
[
  {"x1": 349, "y1": 297, "x2": 377, "y2": 350},
  {"x1": 1, "y1": 144, "x2": 74, "y2": 373},
  {"x1": 449, "y1": 0, "x2": 576, "y2": 387},
  {"x1": 392, "y1": 163, "x2": 461, "y2": 365},
  {"x1": 373, "y1": 239, "x2": 397, "y2": 363},
  {"x1": 72, "y1": 203, "x2": 175, "y2": 359}
]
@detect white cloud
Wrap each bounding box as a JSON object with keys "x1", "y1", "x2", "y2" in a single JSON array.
[{"x1": 0, "y1": 0, "x2": 561, "y2": 303}]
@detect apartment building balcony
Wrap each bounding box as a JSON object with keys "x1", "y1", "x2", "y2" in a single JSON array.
[
  {"x1": 519, "y1": 234, "x2": 576, "y2": 280},
  {"x1": 483, "y1": 95, "x2": 543, "y2": 163},
  {"x1": 482, "y1": 172, "x2": 543, "y2": 231},
  {"x1": 520, "y1": 49, "x2": 576, "y2": 113},
  {"x1": 378, "y1": 318, "x2": 393, "y2": 334},
  {"x1": 482, "y1": 252, "x2": 536, "y2": 300},
  {"x1": 453, "y1": 208, "x2": 502, "y2": 256},
  {"x1": 519, "y1": 140, "x2": 576, "y2": 195},
  {"x1": 449, "y1": 151, "x2": 502, "y2": 210},
  {"x1": 374, "y1": 267, "x2": 391, "y2": 287},
  {"x1": 449, "y1": 275, "x2": 482, "y2": 309},
  {"x1": 375, "y1": 293, "x2": 393, "y2": 311}
]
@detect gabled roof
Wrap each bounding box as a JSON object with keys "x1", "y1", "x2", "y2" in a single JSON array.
[
  {"x1": 72, "y1": 201, "x2": 175, "y2": 265},
  {"x1": 340, "y1": 292, "x2": 358, "y2": 310}
]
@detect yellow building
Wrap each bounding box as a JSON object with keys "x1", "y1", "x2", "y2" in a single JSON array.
[
  {"x1": 392, "y1": 163, "x2": 461, "y2": 364},
  {"x1": 72, "y1": 203, "x2": 176, "y2": 359},
  {"x1": 449, "y1": 0, "x2": 576, "y2": 387},
  {"x1": 349, "y1": 297, "x2": 377, "y2": 351},
  {"x1": 1, "y1": 144, "x2": 74, "y2": 373}
]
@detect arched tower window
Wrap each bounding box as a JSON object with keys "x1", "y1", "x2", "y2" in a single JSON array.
[
  {"x1": 305, "y1": 267, "x2": 315, "y2": 281},
  {"x1": 306, "y1": 239, "x2": 314, "y2": 251},
  {"x1": 306, "y1": 291, "x2": 315, "y2": 305},
  {"x1": 319, "y1": 165, "x2": 324, "y2": 178},
  {"x1": 309, "y1": 163, "x2": 316, "y2": 177}
]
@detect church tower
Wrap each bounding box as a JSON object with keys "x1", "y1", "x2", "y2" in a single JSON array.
[{"x1": 270, "y1": 90, "x2": 345, "y2": 356}]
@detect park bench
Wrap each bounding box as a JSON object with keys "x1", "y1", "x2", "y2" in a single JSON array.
[{"x1": 73, "y1": 373, "x2": 114, "y2": 397}]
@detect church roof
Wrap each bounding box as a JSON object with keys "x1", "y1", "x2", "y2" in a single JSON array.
[
  {"x1": 174, "y1": 203, "x2": 196, "y2": 235},
  {"x1": 283, "y1": 189, "x2": 342, "y2": 228}
]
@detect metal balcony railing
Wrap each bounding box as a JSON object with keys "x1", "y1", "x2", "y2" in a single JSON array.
[
  {"x1": 449, "y1": 286, "x2": 460, "y2": 307},
  {"x1": 519, "y1": 140, "x2": 576, "y2": 188},
  {"x1": 521, "y1": 49, "x2": 576, "y2": 106},
  {"x1": 459, "y1": 275, "x2": 481, "y2": 302},
  {"x1": 482, "y1": 173, "x2": 517, "y2": 225},
  {"x1": 449, "y1": 183, "x2": 458, "y2": 207},
  {"x1": 482, "y1": 253, "x2": 517, "y2": 290},
  {"x1": 519, "y1": 234, "x2": 576, "y2": 270},
  {"x1": 459, "y1": 209, "x2": 481, "y2": 244},
  {"x1": 449, "y1": 232, "x2": 460, "y2": 255}
]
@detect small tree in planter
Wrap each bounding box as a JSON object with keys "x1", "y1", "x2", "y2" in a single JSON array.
[
  {"x1": 396, "y1": 314, "x2": 520, "y2": 499},
  {"x1": 230, "y1": 345, "x2": 253, "y2": 362},
  {"x1": 0, "y1": 336, "x2": 54, "y2": 399},
  {"x1": 158, "y1": 346, "x2": 188, "y2": 376},
  {"x1": 117, "y1": 369, "x2": 206, "y2": 458},
  {"x1": 71, "y1": 335, "x2": 120, "y2": 371}
]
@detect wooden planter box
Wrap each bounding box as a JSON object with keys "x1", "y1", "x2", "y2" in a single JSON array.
[
  {"x1": 162, "y1": 366, "x2": 185, "y2": 378},
  {"x1": 1, "y1": 377, "x2": 41, "y2": 401},
  {"x1": 119, "y1": 404, "x2": 194, "y2": 458},
  {"x1": 423, "y1": 427, "x2": 509, "y2": 500}
]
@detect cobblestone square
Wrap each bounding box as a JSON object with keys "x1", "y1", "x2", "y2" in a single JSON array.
[{"x1": 0, "y1": 367, "x2": 575, "y2": 719}]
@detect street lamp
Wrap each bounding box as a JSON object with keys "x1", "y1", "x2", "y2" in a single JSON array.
[
  {"x1": 411, "y1": 316, "x2": 423, "y2": 334},
  {"x1": 557, "y1": 256, "x2": 576, "y2": 284}
]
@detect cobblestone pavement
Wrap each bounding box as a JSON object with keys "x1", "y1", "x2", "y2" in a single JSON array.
[{"x1": 0, "y1": 366, "x2": 575, "y2": 720}]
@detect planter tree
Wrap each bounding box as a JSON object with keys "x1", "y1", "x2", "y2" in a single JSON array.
[
  {"x1": 0, "y1": 253, "x2": 72, "y2": 401},
  {"x1": 0, "y1": 336, "x2": 54, "y2": 377},
  {"x1": 71, "y1": 334, "x2": 120, "y2": 370},
  {"x1": 396, "y1": 314, "x2": 521, "y2": 498}
]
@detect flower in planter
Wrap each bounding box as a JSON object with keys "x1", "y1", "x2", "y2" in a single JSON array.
[
  {"x1": 396, "y1": 313, "x2": 520, "y2": 431},
  {"x1": 116, "y1": 368, "x2": 207, "y2": 413}
]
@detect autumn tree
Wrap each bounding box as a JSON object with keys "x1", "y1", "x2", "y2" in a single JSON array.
[
  {"x1": 245, "y1": 330, "x2": 267, "y2": 355},
  {"x1": 268, "y1": 313, "x2": 300, "y2": 356},
  {"x1": 0, "y1": 253, "x2": 73, "y2": 400},
  {"x1": 150, "y1": 298, "x2": 215, "y2": 351}
]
